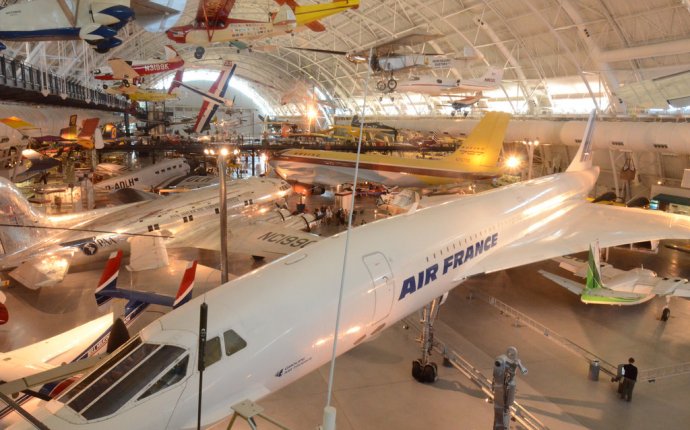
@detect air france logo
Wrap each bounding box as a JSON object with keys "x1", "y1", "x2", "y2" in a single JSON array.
[{"x1": 398, "y1": 233, "x2": 498, "y2": 301}]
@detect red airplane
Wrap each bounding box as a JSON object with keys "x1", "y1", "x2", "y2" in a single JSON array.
[{"x1": 166, "y1": 0, "x2": 359, "y2": 59}]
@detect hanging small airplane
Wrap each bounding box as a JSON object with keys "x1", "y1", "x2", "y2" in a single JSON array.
[
  {"x1": 106, "y1": 69, "x2": 184, "y2": 102},
  {"x1": 288, "y1": 33, "x2": 481, "y2": 92},
  {"x1": 538, "y1": 242, "x2": 690, "y2": 321},
  {"x1": 165, "y1": 0, "x2": 359, "y2": 59},
  {"x1": 174, "y1": 63, "x2": 237, "y2": 134},
  {"x1": 391, "y1": 67, "x2": 504, "y2": 95},
  {"x1": 269, "y1": 111, "x2": 510, "y2": 188},
  {"x1": 0, "y1": 175, "x2": 316, "y2": 290},
  {"x1": 0, "y1": 0, "x2": 133, "y2": 53},
  {"x1": 93, "y1": 46, "x2": 185, "y2": 88},
  {"x1": 438, "y1": 92, "x2": 484, "y2": 116},
  {"x1": 9, "y1": 112, "x2": 690, "y2": 429},
  {"x1": 0, "y1": 115, "x2": 102, "y2": 149},
  {"x1": 94, "y1": 158, "x2": 191, "y2": 192}
]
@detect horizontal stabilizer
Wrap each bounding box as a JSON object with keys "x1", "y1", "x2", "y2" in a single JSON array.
[
  {"x1": 538, "y1": 270, "x2": 584, "y2": 295},
  {"x1": 9, "y1": 249, "x2": 75, "y2": 289}
]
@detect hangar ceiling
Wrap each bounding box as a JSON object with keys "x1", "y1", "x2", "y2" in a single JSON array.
[{"x1": 2, "y1": 0, "x2": 690, "y2": 115}]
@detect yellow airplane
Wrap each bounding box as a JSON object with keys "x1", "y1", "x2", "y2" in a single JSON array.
[{"x1": 269, "y1": 111, "x2": 511, "y2": 188}]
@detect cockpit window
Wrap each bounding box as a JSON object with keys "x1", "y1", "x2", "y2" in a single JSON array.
[
  {"x1": 223, "y1": 330, "x2": 247, "y2": 356},
  {"x1": 80, "y1": 345, "x2": 185, "y2": 420},
  {"x1": 138, "y1": 355, "x2": 189, "y2": 401},
  {"x1": 60, "y1": 336, "x2": 142, "y2": 404},
  {"x1": 204, "y1": 336, "x2": 222, "y2": 367}
]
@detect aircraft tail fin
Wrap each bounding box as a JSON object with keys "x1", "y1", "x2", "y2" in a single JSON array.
[
  {"x1": 95, "y1": 251, "x2": 123, "y2": 306},
  {"x1": 291, "y1": 0, "x2": 359, "y2": 27},
  {"x1": 172, "y1": 261, "x2": 197, "y2": 309},
  {"x1": 0, "y1": 177, "x2": 47, "y2": 255},
  {"x1": 584, "y1": 241, "x2": 604, "y2": 292},
  {"x1": 566, "y1": 110, "x2": 596, "y2": 172},
  {"x1": 481, "y1": 67, "x2": 503, "y2": 85},
  {"x1": 443, "y1": 111, "x2": 511, "y2": 168},
  {"x1": 168, "y1": 69, "x2": 184, "y2": 95}
]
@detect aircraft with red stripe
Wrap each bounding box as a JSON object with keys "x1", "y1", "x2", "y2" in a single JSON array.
[
  {"x1": 165, "y1": 0, "x2": 359, "y2": 59},
  {"x1": 179, "y1": 62, "x2": 237, "y2": 134},
  {"x1": 93, "y1": 46, "x2": 184, "y2": 88}
]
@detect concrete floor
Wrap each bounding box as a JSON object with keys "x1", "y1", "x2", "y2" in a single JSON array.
[{"x1": 2, "y1": 191, "x2": 690, "y2": 429}]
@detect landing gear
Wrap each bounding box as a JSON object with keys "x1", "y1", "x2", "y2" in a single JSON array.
[
  {"x1": 411, "y1": 297, "x2": 442, "y2": 383},
  {"x1": 661, "y1": 296, "x2": 671, "y2": 321},
  {"x1": 194, "y1": 46, "x2": 205, "y2": 60},
  {"x1": 102, "y1": 84, "x2": 109, "y2": 90},
  {"x1": 376, "y1": 80, "x2": 387, "y2": 92},
  {"x1": 122, "y1": 80, "x2": 130, "y2": 88}
]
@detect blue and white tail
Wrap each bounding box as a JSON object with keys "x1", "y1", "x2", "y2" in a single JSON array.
[
  {"x1": 566, "y1": 110, "x2": 596, "y2": 172},
  {"x1": 94, "y1": 250, "x2": 123, "y2": 306}
]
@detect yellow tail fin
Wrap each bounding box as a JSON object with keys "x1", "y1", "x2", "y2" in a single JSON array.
[
  {"x1": 444, "y1": 112, "x2": 511, "y2": 168},
  {"x1": 294, "y1": 0, "x2": 360, "y2": 25}
]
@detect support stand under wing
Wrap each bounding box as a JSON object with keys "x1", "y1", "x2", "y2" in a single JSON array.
[{"x1": 226, "y1": 400, "x2": 292, "y2": 430}]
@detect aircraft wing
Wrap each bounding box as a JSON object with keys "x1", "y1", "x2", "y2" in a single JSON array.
[
  {"x1": 464, "y1": 203, "x2": 690, "y2": 280},
  {"x1": 537, "y1": 270, "x2": 584, "y2": 295},
  {"x1": 373, "y1": 33, "x2": 443, "y2": 55},
  {"x1": 0, "y1": 313, "x2": 113, "y2": 382},
  {"x1": 552, "y1": 255, "x2": 625, "y2": 281},
  {"x1": 107, "y1": 59, "x2": 140, "y2": 80}
]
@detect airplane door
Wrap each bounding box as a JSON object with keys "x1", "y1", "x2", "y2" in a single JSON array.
[{"x1": 362, "y1": 252, "x2": 395, "y2": 324}]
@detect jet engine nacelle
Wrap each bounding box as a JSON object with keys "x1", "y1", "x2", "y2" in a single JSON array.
[
  {"x1": 90, "y1": 3, "x2": 135, "y2": 26},
  {"x1": 79, "y1": 23, "x2": 117, "y2": 41}
]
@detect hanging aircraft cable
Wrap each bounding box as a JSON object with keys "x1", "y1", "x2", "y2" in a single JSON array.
[
  {"x1": 0, "y1": 223, "x2": 174, "y2": 238},
  {"x1": 322, "y1": 48, "x2": 374, "y2": 430}
]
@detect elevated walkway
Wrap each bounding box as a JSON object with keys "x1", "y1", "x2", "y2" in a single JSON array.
[{"x1": 0, "y1": 55, "x2": 127, "y2": 112}]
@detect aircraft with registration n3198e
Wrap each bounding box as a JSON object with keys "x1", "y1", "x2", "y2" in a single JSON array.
[
  {"x1": 9, "y1": 112, "x2": 690, "y2": 429},
  {"x1": 0, "y1": 176, "x2": 317, "y2": 290},
  {"x1": 269, "y1": 111, "x2": 511, "y2": 188}
]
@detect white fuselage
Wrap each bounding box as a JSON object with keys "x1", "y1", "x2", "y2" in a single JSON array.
[
  {"x1": 9, "y1": 169, "x2": 602, "y2": 429},
  {"x1": 178, "y1": 20, "x2": 295, "y2": 46},
  {"x1": 395, "y1": 76, "x2": 497, "y2": 95},
  {"x1": 94, "y1": 159, "x2": 190, "y2": 191},
  {"x1": 0, "y1": 177, "x2": 292, "y2": 273}
]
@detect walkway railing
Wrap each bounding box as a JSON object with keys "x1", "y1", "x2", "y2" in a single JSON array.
[{"x1": 0, "y1": 54, "x2": 127, "y2": 111}]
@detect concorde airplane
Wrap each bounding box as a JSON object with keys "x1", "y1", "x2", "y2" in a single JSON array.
[
  {"x1": 93, "y1": 158, "x2": 191, "y2": 192},
  {"x1": 391, "y1": 67, "x2": 503, "y2": 95},
  {"x1": 0, "y1": 0, "x2": 133, "y2": 53},
  {"x1": 269, "y1": 111, "x2": 510, "y2": 188},
  {"x1": 93, "y1": 46, "x2": 185, "y2": 88},
  {"x1": 539, "y1": 242, "x2": 690, "y2": 321},
  {"x1": 165, "y1": 0, "x2": 359, "y2": 59},
  {"x1": 0, "y1": 175, "x2": 316, "y2": 290},
  {"x1": 6, "y1": 112, "x2": 690, "y2": 429}
]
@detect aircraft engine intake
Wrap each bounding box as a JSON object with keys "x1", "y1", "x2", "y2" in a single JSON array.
[{"x1": 90, "y1": 3, "x2": 135, "y2": 26}]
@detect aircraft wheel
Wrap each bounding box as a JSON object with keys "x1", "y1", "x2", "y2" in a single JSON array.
[
  {"x1": 194, "y1": 46, "x2": 205, "y2": 60},
  {"x1": 387, "y1": 78, "x2": 397, "y2": 90},
  {"x1": 95, "y1": 46, "x2": 110, "y2": 54},
  {"x1": 252, "y1": 255, "x2": 265, "y2": 261},
  {"x1": 412, "y1": 360, "x2": 437, "y2": 383},
  {"x1": 451, "y1": 111, "x2": 456, "y2": 116},
  {"x1": 123, "y1": 80, "x2": 130, "y2": 88},
  {"x1": 102, "y1": 84, "x2": 108, "y2": 90},
  {"x1": 661, "y1": 307, "x2": 671, "y2": 321},
  {"x1": 376, "y1": 80, "x2": 387, "y2": 92}
]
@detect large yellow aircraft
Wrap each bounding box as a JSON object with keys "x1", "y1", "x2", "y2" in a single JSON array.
[{"x1": 269, "y1": 111, "x2": 511, "y2": 188}]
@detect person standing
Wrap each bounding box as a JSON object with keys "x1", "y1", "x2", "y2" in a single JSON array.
[{"x1": 620, "y1": 357, "x2": 638, "y2": 401}]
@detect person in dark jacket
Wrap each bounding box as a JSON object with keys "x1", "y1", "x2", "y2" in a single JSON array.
[{"x1": 620, "y1": 357, "x2": 638, "y2": 401}]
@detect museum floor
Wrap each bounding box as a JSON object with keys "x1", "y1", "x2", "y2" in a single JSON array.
[{"x1": 2, "y1": 192, "x2": 689, "y2": 429}]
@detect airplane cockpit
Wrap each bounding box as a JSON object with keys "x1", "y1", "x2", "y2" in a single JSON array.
[{"x1": 58, "y1": 336, "x2": 189, "y2": 420}]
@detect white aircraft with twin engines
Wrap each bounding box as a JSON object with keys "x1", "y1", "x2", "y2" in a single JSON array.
[
  {"x1": 0, "y1": 176, "x2": 316, "y2": 290},
  {"x1": 539, "y1": 242, "x2": 690, "y2": 321},
  {"x1": 6, "y1": 112, "x2": 690, "y2": 429},
  {"x1": 391, "y1": 67, "x2": 503, "y2": 95},
  {"x1": 94, "y1": 158, "x2": 190, "y2": 192}
]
